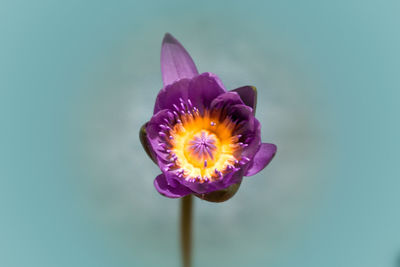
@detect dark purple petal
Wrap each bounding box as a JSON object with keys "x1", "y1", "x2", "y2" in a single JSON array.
[
  {"x1": 221, "y1": 104, "x2": 261, "y2": 163},
  {"x1": 245, "y1": 143, "x2": 277, "y2": 176},
  {"x1": 229, "y1": 104, "x2": 256, "y2": 134},
  {"x1": 209, "y1": 91, "x2": 244, "y2": 110},
  {"x1": 230, "y1": 86, "x2": 257, "y2": 114},
  {"x1": 153, "y1": 78, "x2": 190, "y2": 114},
  {"x1": 240, "y1": 119, "x2": 261, "y2": 160},
  {"x1": 154, "y1": 174, "x2": 193, "y2": 198},
  {"x1": 187, "y1": 72, "x2": 226, "y2": 113},
  {"x1": 161, "y1": 33, "x2": 199, "y2": 86}
]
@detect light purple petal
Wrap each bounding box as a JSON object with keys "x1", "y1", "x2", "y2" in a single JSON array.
[
  {"x1": 161, "y1": 33, "x2": 199, "y2": 86},
  {"x1": 230, "y1": 86, "x2": 257, "y2": 114},
  {"x1": 153, "y1": 78, "x2": 190, "y2": 114},
  {"x1": 245, "y1": 143, "x2": 277, "y2": 176},
  {"x1": 154, "y1": 174, "x2": 193, "y2": 198},
  {"x1": 146, "y1": 109, "x2": 172, "y2": 160}
]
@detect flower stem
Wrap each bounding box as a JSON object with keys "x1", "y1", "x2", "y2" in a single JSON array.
[{"x1": 180, "y1": 194, "x2": 193, "y2": 267}]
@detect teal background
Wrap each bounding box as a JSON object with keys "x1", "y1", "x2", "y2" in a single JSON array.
[{"x1": 1, "y1": 1, "x2": 399, "y2": 267}]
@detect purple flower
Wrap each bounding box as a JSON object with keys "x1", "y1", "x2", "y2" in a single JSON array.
[{"x1": 140, "y1": 33, "x2": 276, "y2": 201}]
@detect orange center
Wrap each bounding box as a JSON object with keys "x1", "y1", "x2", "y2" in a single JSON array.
[{"x1": 168, "y1": 108, "x2": 241, "y2": 182}]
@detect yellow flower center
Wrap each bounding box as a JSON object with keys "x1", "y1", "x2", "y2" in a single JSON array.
[{"x1": 163, "y1": 101, "x2": 244, "y2": 183}]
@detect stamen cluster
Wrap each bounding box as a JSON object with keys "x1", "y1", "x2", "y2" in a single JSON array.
[{"x1": 157, "y1": 98, "x2": 251, "y2": 183}]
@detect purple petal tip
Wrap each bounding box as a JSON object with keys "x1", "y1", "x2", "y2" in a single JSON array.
[
  {"x1": 163, "y1": 33, "x2": 175, "y2": 44},
  {"x1": 161, "y1": 33, "x2": 199, "y2": 86}
]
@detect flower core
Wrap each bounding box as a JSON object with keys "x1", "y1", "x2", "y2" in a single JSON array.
[{"x1": 159, "y1": 98, "x2": 250, "y2": 183}]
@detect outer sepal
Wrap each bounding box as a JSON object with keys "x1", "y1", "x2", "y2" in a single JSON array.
[
  {"x1": 230, "y1": 86, "x2": 257, "y2": 115},
  {"x1": 139, "y1": 122, "x2": 157, "y2": 164},
  {"x1": 194, "y1": 181, "x2": 241, "y2": 203}
]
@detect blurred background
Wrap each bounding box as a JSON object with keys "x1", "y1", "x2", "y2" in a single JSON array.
[{"x1": 1, "y1": 1, "x2": 399, "y2": 266}]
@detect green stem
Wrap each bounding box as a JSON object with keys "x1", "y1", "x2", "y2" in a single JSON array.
[{"x1": 180, "y1": 194, "x2": 193, "y2": 267}]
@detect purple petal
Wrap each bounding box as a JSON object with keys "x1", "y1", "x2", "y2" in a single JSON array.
[
  {"x1": 153, "y1": 78, "x2": 190, "y2": 114},
  {"x1": 209, "y1": 91, "x2": 245, "y2": 110},
  {"x1": 229, "y1": 104, "x2": 256, "y2": 134},
  {"x1": 245, "y1": 143, "x2": 277, "y2": 176},
  {"x1": 221, "y1": 167, "x2": 244, "y2": 187},
  {"x1": 154, "y1": 174, "x2": 193, "y2": 198},
  {"x1": 188, "y1": 72, "x2": 227, "y2": 113},
  {"x1": 224, "y1": 104, "x2": 261, "y2": 160},
  {"x1": 230, "y1": 86, "x2": 257, "y2": 114},
  {"x1": 174, "y1": 167, "x2": 243, "y2": 194},
  {"x1": 146, "y1": 109, "x2": 172, "y2": 160},
  {"x1": 166, "y1": 171, "x2": 211, "y2": 194},
  {"x1": 161, "y1": 33, "x2": 199, "y2": 86},
  {"x1": 155, "y1": 157, "x2": 185, "y2": 188},
  {"x1": 240, "y1": 119, "x2": 261, "y2": 160},
  {"x1": 154, "y1": 72, "x2": 226, "y2": 115}
]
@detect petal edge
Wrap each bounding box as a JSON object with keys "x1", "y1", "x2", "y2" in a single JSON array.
[{"x1": 245, "y1": 143, "x2": 277, "y2": 176}]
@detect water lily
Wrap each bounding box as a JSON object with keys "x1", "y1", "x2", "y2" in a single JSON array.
[{"x1": 140, "y1": 33, "x2": 276, "y2": 201}]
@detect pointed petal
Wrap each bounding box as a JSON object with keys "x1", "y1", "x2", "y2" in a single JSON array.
[
  {"x1": 139, "y1": 122, "x2": 157, "y2": 164},
  {"x1": 230, "y1": 86, "x2": 257, "y2": 114},
  {"x1": 245, "y1": 143, "x2": 277, "y2": 176},
  {"x1": 154, "y1": 174, "x2": 192, "y2": 198},
  {"x1": 161, "y1": 33, "x2": 199, "y2": 86}
]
